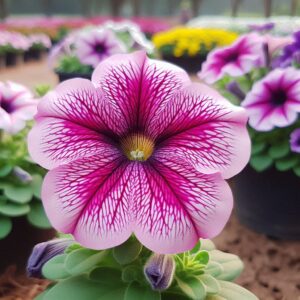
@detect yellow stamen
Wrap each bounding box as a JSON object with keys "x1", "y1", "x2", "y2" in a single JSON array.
[{"x1": 121, "y1": 133, "x2": 154, "y2": 161}]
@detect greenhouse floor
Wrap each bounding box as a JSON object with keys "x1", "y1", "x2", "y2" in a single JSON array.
[{"x1": 0, "y1": 60, "x2": 299, "y2": 300}]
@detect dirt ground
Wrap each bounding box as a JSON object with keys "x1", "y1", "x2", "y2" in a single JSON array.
[{"x1": 0, "y1": 60, "x2": 299, "y2": 300}]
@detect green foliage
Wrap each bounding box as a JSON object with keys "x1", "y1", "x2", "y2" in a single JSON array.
[
  {"x1": 0, "y1": 127, "x2": 51, "y2": 239},
  {"x1": 0, "y1": 215, "x2": 12, "y2": 239},
  {"x1": 35, "y1": 84, "x2": 51, "y2": 97},
  {"x1": 248, "y1": 121, "x2": 300, "y2": 174},
  {"x1": 56, "y1": 55, "x2": 93, "y2": 75},
  {"x1": 39, "y1": 238, "x2": 258, "y2": 300},
  {"x1": 113, "y1": 236, "x2": 143, "y2": 265}
]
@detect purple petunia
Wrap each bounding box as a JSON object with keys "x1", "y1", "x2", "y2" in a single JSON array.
[
  {"x1": 0, "y1": 81, "x2": 37, "y2": 134},
  {"x1": 199, "y1": 33, "x2": 265, "y2": 84},
  {"x1": 28, "y1": 51, "x2": 250, "y2": 254},
  {"x1": 273, "y1": 30, "x2": 300, "y2": 68},
  {"x1": 75, "y1": 28, "x2": 126, "y2": 68},
  {"x1": 290, "y1": 128, "x2": 300, "y2": 153},
  {"x1": 242, "y1": 68, "x2": 300, "y2": 131}
]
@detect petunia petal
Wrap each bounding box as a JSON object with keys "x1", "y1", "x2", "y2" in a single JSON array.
[
  {"x1": 28, "y1": 117, "x2": 117, "y2": 170},
  {"x1": 29, "y1": 78, "x2": 126, "y2": 169},
  {"x1": 41, "y1": 151, "x2": 134, "y2": 250},
  {"x1": 132, "y1": 154, "x2": 233, "y2": 254},
  {"x1": 150, "y1": 83, "x2": 250, "y2": 179},
  {"x1": 92, "y1": 51, "x2": 190, "y2": 134}
]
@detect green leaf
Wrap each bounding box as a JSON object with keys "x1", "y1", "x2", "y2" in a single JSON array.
[
  {"x1": 161, "y1": 293, "x2": 187, "y2": 300},
  {"x1": 27, "y1": 202, "x2": 51, "y2": 229},
  {"x1": 65, "y1": 248, "x2": 107, "y2": 276},
  {"x1": 0, "y1": 215, "x2": 12, "y2": 239},
  {"x1": 0, "y1": 202, "x2": 30, "y2": 216},
  {"x1": 209, "y1": 250, "x2": 244, "y2": 281},
  {"x1": 0, "y1": 165, "x2": 12, "y2": 177},
  {"x1": 200, "y1": 239, "x2": 216, "y2": 251},
  {"x1": 42, "y1": 254, "x2": 70, "y2": 280},
  {"x1": 268, "y1": 142, "x2": 290, "y2": 159},
  {"x1": 250, "y1": 154, "x2": 273, "y2": 172},
  {"x1": 65, "y1": 243, "x2": 82, "y2": 254},
  {"x1": 113, "y1": 237, "x2": 142, "y2": 265},
  {"x1": 43, "y1": 275, "x2": 122, "y2": 300},
  {"x1": 176, "y1": 276, "x2": 206, "y2": 300},
  {"x1": 293, "y1": 165, "x2": 300, "y2": 176},
  {"x1": 89, "y1": 267, "x2": 122, "y2": 284},
  {"x1": 251, "y1": 142, "x2": 266, "y2": 156},
  {"x1": 124, "y1": 282, "x2": 161, "y2": 300},
  {"x1": 198, "y1": 274, "x2": 220, "y2": 294},
  {"x1": 206, "y1": 295, "x2": 226, "y2": 300},
  {"x1": 217, "y1": 281, "x2": 258, "y2": 300},
  {"x1": 4, "y1": 184, "x2": 33, "y2": 203},
  {"x1": 31, "y1": 174, "x2": 43, "y2": 198},
  {"x1": 190, "y1": 241, "x2": 201, "y2": 254},
  {"x1": 275, "y1": 156, "x2": 299, "y2": 171},
  {"x1": 205, "y1": 261, "x2": 223, "y2": 277},
  {"x1": 194, "y1": 250, "x2": 209, "y2": 265},
  {"x1": 122, "y1": 265, "x2": 141, "y2": 283}
]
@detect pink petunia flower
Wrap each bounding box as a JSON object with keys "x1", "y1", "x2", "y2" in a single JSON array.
[
  {"x1": 242, "y1": 68, "x2": 300, "y2": 131},
  {"x1": 0, "y1": 81, "x2": 37, "y2": 134},
  {"x1": 199, "y1": 33, "x2": 264, "y2": 84},
  {"x1": 74, "y1": 28, "x2": 126, "y2": 68},
  {"x1": 28, "y1": 51, "x2": 250, "y2": 254},
  {"x1": 290, "y1": 128, "x2": 300, "y2": 153}
]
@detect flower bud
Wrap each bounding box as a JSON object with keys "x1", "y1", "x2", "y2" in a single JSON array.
[
  {"x1": 27, "y1": 238, "x2": 73, "y2": 278},
  {"x1": 13, "y1": 166, "x2": 32, "y2": 183},
  {"x1": 226, "y1": 81, "x2": 245, "y2": 101},
  {"x1": 144, "y1": 254, "x2": 175, "y2": 291}
]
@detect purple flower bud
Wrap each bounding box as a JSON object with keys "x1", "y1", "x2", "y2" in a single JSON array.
[
  {"x1": 290, "y1": 128, "x2": 300, "y2": 153},
  {"x1": 27, "y1": 238, "x2": 73, "y2": 278},
  {"x1": 226, "y1": 81, "x2": 245, "y2": 101},
  {"x1": 13, "y1": 166, "x2": 32, "y2": 183},
  {"x1": 144, "y1": 254, "x2": 175, "y2": 291}
]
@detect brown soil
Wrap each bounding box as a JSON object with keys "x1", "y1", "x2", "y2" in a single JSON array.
[
  {"x1": 0, "y1": 266, "x2": 49, "y2": 300},
  {"x1": 214, "y1": 214, "x2": 300, "y2": 300},
  {"x1": 0, "y1": 61, "x2": 299, "y2": 300}
]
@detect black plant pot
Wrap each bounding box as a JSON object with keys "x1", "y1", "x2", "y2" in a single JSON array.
[
  {"x1": 0, "y1": 217, "x2": 55, "y2": 272},
  {"x1": 56, "y1": 71, "x2": 92, "y2": 82},
  {"x1": 5, "y1": 52, "x2": 17, "y2": 66},
  {"x1": 0, "y1": 55, "x2": 5, "y2": 69},
  {"x1": 234, "y1": 166, "x2": 300, "y2": 240},
  {"x1": 162, "y1": 54, "x2": 206, "y2": 74},
  {"x1": 24, "y1": 49, "x2": 42, "y2": 62}
]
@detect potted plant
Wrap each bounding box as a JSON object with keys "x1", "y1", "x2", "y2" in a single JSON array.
[
  {"x1": 0, "y1": 31, "x2": 30, "y2": 67},
  {"x1": 198, "y1": 29, "x2": 300, "y2": 239},
  {"x1": 0, "y1": 82, "x2": 54, "y2": 271},
  {"x1": 50, "y1": 21, "x2": 154, "y2": 82},
  {"x1": 26, "y1": 51, "x2": 256, "y2": 299},
  {"x1": 152, "y1": 27, "x2": 238, "y2": 73},
  {"x1": 28, "y1": 238, "x2": 258, "y2": 300},
  {"x1": 24, "y1": 33, "x2": 52, "y2": 61}
]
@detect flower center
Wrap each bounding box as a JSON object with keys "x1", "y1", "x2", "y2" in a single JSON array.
[
  {"x1": 94, "y1": 43, "x2": 105, "y2": 54},
  {"x1": 121, "y1": 133, "x2": 154, "y2": 161},
  {"x1": 224, "y1": 51, "x2": 239, "y2": 63},
  {"x1": 0, "y1": 100, "x2": 13, "y2": 113},
  {"x1": 272, "y1": 89, "x2": 287, "y2": 106}
]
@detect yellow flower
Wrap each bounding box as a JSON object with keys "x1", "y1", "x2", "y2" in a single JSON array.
[{"x1": 153, "y1": 27, "x2": 238, "y2": 57}]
